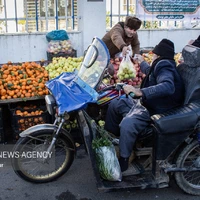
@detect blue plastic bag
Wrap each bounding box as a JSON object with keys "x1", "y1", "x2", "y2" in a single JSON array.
[
  {"x1": 46, "y1": 30, "x2": 69, "y2": 42},
  {"x1": 45, "y1": 72, "x2": 99, "y2": 114}
]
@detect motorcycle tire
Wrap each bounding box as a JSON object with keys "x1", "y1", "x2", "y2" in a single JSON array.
[
  {"x1": 175, "y1": 140, "x2": 200, "y2": 196},
  {"x1": 12, "y1": 129, "x2": 75, "y2": 183}
]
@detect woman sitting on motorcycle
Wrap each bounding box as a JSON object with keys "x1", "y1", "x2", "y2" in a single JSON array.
[{"x1": 104, "y1": 38, "x2": 185, "y2": 175}]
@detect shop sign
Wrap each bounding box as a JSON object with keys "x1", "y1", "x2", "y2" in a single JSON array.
[{"x1": 137, "y1": 0, "x2": 200, "y2": 20}]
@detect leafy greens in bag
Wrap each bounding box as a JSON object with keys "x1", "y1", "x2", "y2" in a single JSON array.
[{"x1": 92, "y1": 136, "x2": 122, "y2": 182}]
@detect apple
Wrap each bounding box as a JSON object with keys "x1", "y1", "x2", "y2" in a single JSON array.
[
  {"x1": 113, "y1": 64, "x2": 119, "y2": 70},
  {"x1": 132, "y1": 81, "x2": 137, "y2": 86},
  {"x1": 45, "y1": 56, "x2": 84, "y2": 79},
  {"x1": 114, "y1": 57, "x2": 119, "y2": 62},
  {"x1": 115, "y1": 61, "x2": 121, "y2": 65},
  {"x1": 98, "y1": 120, "x2": 105, "y2": 127},
  {"x1": 110, "y1": 59, "x2": 114, "y2": 64}
]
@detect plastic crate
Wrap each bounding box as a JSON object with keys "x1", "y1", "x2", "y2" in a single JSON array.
[
  {"x1": 10, "y1": 106, "x2": 50, "y2": 139},
  {"x1": 47, "y1": 49, "x2": 77, "y2": 61}
]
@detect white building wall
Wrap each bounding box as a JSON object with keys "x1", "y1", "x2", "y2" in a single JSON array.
[
  {"x1": 78, "y1": 0, "x2": 106, "y2": 52},
  {"x1": 0, "y1": 0, "x2": 199, "y2": 64},
  {"x1": 138, "y1": 29, "x2": 200, "y2": 52},
  {"x1": 0, "y1": 29, "x2": 199, "y2": 64},
  {"x1": 0, "y1": 32, "x2": 82, "y2": 63}
]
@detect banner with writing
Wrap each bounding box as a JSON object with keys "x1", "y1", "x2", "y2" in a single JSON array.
[{"x1": 137, "y1": 0, "x2": 200, "y2": 20}]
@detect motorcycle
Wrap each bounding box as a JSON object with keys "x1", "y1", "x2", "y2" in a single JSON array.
[{"x1": 12, "y1": 37, "x2": 200, "y2": 196}]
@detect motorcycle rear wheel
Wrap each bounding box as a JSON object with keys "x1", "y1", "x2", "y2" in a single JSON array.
[
  {"x1": 175, "y1": 140, "x2": 200, "y2": 195},
  {"x1": 12, "y1": 129, "x2": 75, "y2": 183}
]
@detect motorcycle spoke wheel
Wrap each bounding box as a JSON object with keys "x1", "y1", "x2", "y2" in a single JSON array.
[
  {"x1": 12, "y1": 131, "x2": 75, "y2": 183},
  {"x1": 175, "y1": 140, "x2": 200, "y2": 196}
]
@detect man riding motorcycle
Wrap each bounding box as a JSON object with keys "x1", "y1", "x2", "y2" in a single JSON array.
[{"x1": 104, "y1": 38, "x2": 185, "y2": 175}]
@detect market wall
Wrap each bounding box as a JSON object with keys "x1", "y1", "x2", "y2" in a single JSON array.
[
  {"x1": 0, "y1": 32, "x2": 82, "y2": 64},
  {"x1": 0, "y1": 29, "x2": 199, "y2": 64},
  {"x1": 0, "y1": 0, "x2": 199, "y2": 63}
]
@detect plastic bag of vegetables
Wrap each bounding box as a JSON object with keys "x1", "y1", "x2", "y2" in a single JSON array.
[
  {"x1": 92, "y1": 136, "x2": 122, "y2": 182},
  {"x1": 117, "y1": 54, "x2": 136, "y2": 81},
  {"x1": 47, "y1": 40, "x2": 73, "y2": 54}
]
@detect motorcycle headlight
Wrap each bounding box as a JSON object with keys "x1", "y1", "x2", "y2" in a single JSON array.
[{"x1": 45, "y1": 95, "x2": 56, "y2": 115}]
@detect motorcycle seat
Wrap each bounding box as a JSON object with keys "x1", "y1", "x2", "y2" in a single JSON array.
[{"x1": 151, "y1": 101, "x2": 200, "y2": 135}]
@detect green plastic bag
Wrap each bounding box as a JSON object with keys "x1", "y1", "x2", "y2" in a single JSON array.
[{"x1": 46, "y1": 30, "x2": 69, "y2": 42}]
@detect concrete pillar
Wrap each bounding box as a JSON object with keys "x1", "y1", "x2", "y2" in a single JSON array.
[{"x1": 77, "y1": 0, "x2": 106, "y2": 53}]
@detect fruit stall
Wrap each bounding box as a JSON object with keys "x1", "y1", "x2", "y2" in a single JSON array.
[
  {"x1": 0, "y1": 54, "x2": 83, "y2": 143},
  {"x1": 0, "y1": 30, "x2": 84, "y2": 143},
  {"x1": 0, "y1": 44, "x2": 182, "y2": 144},
  {"x1": 103, "y1": 50, "x2": 182, "y2": 87}
]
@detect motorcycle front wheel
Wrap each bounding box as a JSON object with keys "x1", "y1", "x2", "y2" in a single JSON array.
[
  {"x1": 175, "y1": 140, "x2": 200, "y2": 196},
  {"x1": 12, "y1": 129, "x2": 75, "y2": 183}
]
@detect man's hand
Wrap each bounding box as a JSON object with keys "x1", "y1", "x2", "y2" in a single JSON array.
[
  {"x1": 133, "y1": 54, "x2": 144, "y2": 64},
  {"x1": 122, "y1": 46, "x2": 130, "y2": 57},
  {"x1": 123, "y1": 84, "x2": 143, "y2": 97}
]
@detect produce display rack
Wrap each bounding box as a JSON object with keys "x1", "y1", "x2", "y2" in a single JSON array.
[
  {"x1": 0, "y1": 95, "x2": 48, "y2": 143},
  {"x1": 0, "y1": 60, "x2": 50, "y2": 68},
  {"x1": 10, "y1": 104, "x2": 50, "y2": 140},
  {"x1": 0, "y1": 96, "x2": 45, "y2": 105},
  {"x1": 0, "y1": 60, "x2": 52, "y2": 143}
]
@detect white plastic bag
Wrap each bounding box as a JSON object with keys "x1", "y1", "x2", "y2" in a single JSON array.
[
  {"x1": 47, "y1": 40, "x2": 72, "y2": 54},
  {"x1": 117, "y1": 54, "x2": 136, "y2": 81},
  {"x1": 95, "y1": 145, "x2": 122, "y2": 182}
]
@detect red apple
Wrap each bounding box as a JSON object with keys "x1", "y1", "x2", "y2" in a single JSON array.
[
  {"x1": 113, "y1": 64, "x2": 119, "y2": 70},
  {"x1": 128, "y1": 80, "x2": 133, "y2": 85},
  {"x1": 134, "y1": 63, "x2": 139, "y2": 68},
  {"x1": 110, "y1": 59, "x2": 114, "y2": 64},
  {"x1": 115, "y1": 61, "x2": 121, "y2": 65},
  {"x1": 132, "y1": 77, "x2": 138, "y2": 82},
  {"x1": 113, "y1": 74, "x2": 118, "y2": 80},
  {"x1": 114, "y1": 57, "x2": 119, "y2": 62},
  {"x1": 132, "y1": 81, "x2": 137, "y2": 86},
  {"x1": 142, "y1": 74, "x2": 146, "y2": 78},
  {"x1": 115, "y1": 79, "x2": 120, "y2": 83},
  {"x1": 110, "y1": 79, "x2": 115, "y2": 85},
  {"x1": 138, "y1": 71, "x2": 143, "y2": 77}
]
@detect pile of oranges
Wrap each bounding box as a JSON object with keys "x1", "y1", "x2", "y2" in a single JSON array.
[{"x1": 0, "y1": 61, "x2": 49, "y2": 100}]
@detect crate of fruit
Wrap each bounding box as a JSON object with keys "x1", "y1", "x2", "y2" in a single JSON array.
[
  {"x1": 10, "y1": 105, "x2": 50, "y2": 138},
  {"x1": 0, "y1": 61, "x2": 49, "y2": 101},
  {"x1": 47, "y1": 49, "x2": 77, "y2": 61}
]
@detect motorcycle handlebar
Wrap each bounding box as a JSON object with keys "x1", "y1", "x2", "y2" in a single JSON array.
[
  {"x1": 129, "y1": 92, "x2": 135, "y2": 98},
  {"x1": 99, "y1": 83, "x2": 136, "y2": 98}
]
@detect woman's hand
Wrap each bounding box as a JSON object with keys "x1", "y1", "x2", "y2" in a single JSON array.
[{"x1": 123, "y1": 85, "x2": 143, "y2": 97}]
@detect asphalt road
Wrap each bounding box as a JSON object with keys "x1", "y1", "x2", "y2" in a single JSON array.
[{"x1": 0, "y1": 146, "x2": 199, "y2": 200}]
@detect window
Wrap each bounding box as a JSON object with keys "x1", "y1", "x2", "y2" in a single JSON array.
[
  {"x1": 122, "y1": 0, "x2": 135, "y2": 14},
  {"x1": 0, "y1": 0, "x2": 3, "y2": 13},
  {"x1": 0, "y1": 0, "x2": 78, "y2": 33}
]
